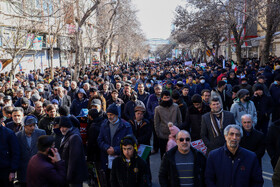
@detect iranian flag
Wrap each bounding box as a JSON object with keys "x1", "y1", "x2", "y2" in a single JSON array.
[{"x1": 231, "y1": 61, "x2": 237, "y2": 72}]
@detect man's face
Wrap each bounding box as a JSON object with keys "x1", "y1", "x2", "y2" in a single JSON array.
[
  {"x1": 225, "y1": 128, "x2": 241, "y2": 149},
  {"x1": 202, "y1": 92, "x2": 211, "y2": 102},
  {"x1": 258, "y1": 78, "x2": 264, "y2": 84},
  {"x1": 111, "y1": 92, "x2": 118, "y2": 99},
  {"x1": 255, "y1": 90, "x2": 263, "y2": 96},
  {"x1": 17, "y1": 91, "x2": 24, "y2": 98},
  {"x1": 24, "y1": 124, "x2": 36, "y2": 135},
  {"x1": 47, "y1": 108, "x2": 56, "y2": 118},
  {"x1": 122, "y1": 144, "x2": 134, "y2": 159},
  {"x1": 155, "y1": 87, "x2": 162, "y2": 96},
  {"x1": 242, "y1": 116, "x2": 253, "y2": 132},
  {"x1": 176, "y1": 132, "x2": 191, "y2": 154},
  {"x1": 135, "y1": 111, "x2": 144, "y2": 121},
  {"x1": 182, "y1": 88, "x2": 189, "y2": 96},
  {"x1": 124, "y1": 86, "x2": 131, "y2": 94},
  {"x1": 138, "y1": 84, "x2": 144, "y2": 93},
  {"x1": 65, "y1": 81, "x2": 70, "y2": 87},
  {"x1": 60, "y1": 127, "x2": 70, "y2": 136},
  {"x1": 107, "y1": 113, "x2": 117, "y2": 123},
  {"x1": 210, "y1": 101, "x2": 221, "y2": 112},
  {"x1": 35, "y1": 103, "x2": 43, "y2": 113},
  {"x1": 78, "y1": 93, "x2": 84, "y2": 99},
  {"x1": 193, "y1": 102, "x2": 202, "y2": 110},
  {"x1": 12, "y1": 111, "x2": 23, "y2": 124},
  {"x1": 162, "y1": 95, "x2": 170, "y2": 101},
  {"x1": 25, "y1": 91, "x2": 31, "y2": 98},
  {"x1": 116, "y1": 83, "x2": 122, "y2": 90},
  {"x1": 21, "y1": 103, "x2": 28, "y2": 109},
  {"x1": 71, "y1": 82, "x2": 76, "y2": 89}
]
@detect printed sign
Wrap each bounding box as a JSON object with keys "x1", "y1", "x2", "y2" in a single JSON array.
[{"x1": 191, "y1": 139, "x2": 207, "y2": 154}]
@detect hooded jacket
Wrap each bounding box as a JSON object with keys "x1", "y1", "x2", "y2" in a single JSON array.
[
  {"x1": 230, "y1": 99, "x2": 257, "y2": 126},
  {"x1": 70, "y1": 88, "x2": 89, "y2": 116}
]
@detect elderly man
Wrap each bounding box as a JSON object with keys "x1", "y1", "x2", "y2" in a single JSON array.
[
  {"x1": 16, "y1": 116, "x2": 46, "y2": 186},
  {"x1": 201, "y1": 97, "x2": 235, "y2": 154},
  {"x1": 239, "y1": 114, "x2": 265, "y2": 165},
  {"x1": 159, "y1": 130, "x2": 206, "y2": 187},
  {"x1": 97, "y1": 104, "x2": 132, "y2": 186},
  {"x1": 30, "y1": 101, "x2": 45, "y2": 121},
  {"x1": 205, "y1": 125, "x2": 264, "y2": 187},
  {"x1": 57, "y1": 87, "x2": 71, "y2": 108}
]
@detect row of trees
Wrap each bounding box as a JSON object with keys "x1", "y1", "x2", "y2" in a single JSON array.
[
  {"x1": 0, "y1": 0, "x2": 149, "y2": 82},
  {"x1": 172, "y1": 0, "x2": 280, "y2": 66}
]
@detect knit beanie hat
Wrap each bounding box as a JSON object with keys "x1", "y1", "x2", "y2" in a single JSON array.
[
  {"x1": 21, "y1": 97, "x2": 29, "y2": 105},
  {"x1": 237, "y1": 89, "x2": 250, "y2": 99},
  {"x1": 59, "y1": 116, "x2": 73, "y2": 128},
  {"x1": 106, "y1": 103, "x2": 118, "y2": 116}
]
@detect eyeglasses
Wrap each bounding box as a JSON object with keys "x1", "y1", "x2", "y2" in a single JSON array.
[{"x1": 178, "y1": 137, "x2": 191, "y2": 142}]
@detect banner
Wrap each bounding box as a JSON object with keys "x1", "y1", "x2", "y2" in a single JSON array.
[
  {"x1": 184, "y1": 61, "x2": 192, "y2": 66},
  {"x1": 191, "y1": 139, "x2": 207, "y2": 155}
]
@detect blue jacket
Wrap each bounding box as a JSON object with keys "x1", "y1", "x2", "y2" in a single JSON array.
[
  {"x1": 270, "y1": 84, "x2": 280, "y2": 105},
  {"x1": 205, "y1": 145, "x2": 264, "y2": 187},
  {"x1": 196, "y1": 83, "x2": 211, "y2": 95},
  {"x1": 0, "y1": 125, "x2": 20, "y2": 179},
  {"x1": 97, "y1": 118, "x2": 132, "y2": 170},
  {"x1": 146, "y1": 94, "x2": 159, "y2": 120},
  {"x1": 70, "y1": 88, "x2": 88, "y2": 116}
]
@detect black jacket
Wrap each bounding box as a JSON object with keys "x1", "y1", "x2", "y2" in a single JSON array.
[
  {"x1": 184, "y1": 104, "x2": 210, "y2": 141},
  {"x1": 240, "y1": 128, "x2": 265, "y2": 165},
  {"x1": 129, "y1": 118, "x2": 152, "y2": 145},
  {"x1": 59, "y1": 127, "x2": 88, "y2": 183},
  {"x1": 38, "y1": 116, "x2": 55, "y2": 135},
  {"x1": 266, "y1": 119, "x2": 280, "y2": 169},
  {"x1": 158, "y1": 146, "x2": 206, "y2": 187},
  {"x1": 111, "y1": 156, "x2": 151, "y2": 187}
]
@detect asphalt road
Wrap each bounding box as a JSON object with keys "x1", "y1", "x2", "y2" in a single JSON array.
[{"x1": 150, "y1": 151, "x2": 274, "y2": 187}]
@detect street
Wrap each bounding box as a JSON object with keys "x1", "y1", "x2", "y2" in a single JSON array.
[{"x1": 150, "y1": 151, "x2": 274, "y2": 187}]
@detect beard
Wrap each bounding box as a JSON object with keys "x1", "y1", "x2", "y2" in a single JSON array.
[{"x1": 159, "y1": 99, "x2": 173, "y2": 108}]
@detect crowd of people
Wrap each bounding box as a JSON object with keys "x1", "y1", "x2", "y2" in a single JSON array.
[{"x1": 1, "y1": 57, "x2": 280, "y2": 187}]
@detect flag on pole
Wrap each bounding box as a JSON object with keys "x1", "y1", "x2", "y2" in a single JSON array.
[
  {"x1": 137, "y1": 144, "x2": 152, "y2": 160},
  {"x1": 231, "y1": 61, "x2": 237, "y2": 72}
]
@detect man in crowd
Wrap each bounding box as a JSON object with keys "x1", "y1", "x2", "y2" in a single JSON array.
[
  {"x1": 159, "y1": 130, "x2": 206, "y2": 187},
  {"x1": 39, "y1": 104, "x2": 57, "y2": 135},
  {"x1": 6, "y1": 107, "x2": 25, "y2": 133},
  {"x1": 0, "y1": 121, "x2": 20, "y2": 186},
  {"x1": 239, "y1": 114, "x2": 265, "y2": 165},
  {"x1": 205, "y1": 125, "x2": 264, "y2": 186},
  {"x1": 230, "y1": 89, "x2": 257, "y2": 126},
  {"x1": 154, "y1": 90, "x2": 182, "y2": 158},
  {"x1": 30, "y1": 101, "x2": 45, "y2": 122},
  {"x1": 26, "y1": 135, "x2": 66, "y2": 187},
  {"x1": 201, "y1": 97, "x2": 235, "y2": 154},
  {"x1": 59, "y1": 116, "x2": 88, "y2": 187},
  {"x1": 111, "y1": 135, "x2": 151, "y2": 187},
  {"x1": 97, "y1": 104, "x2": 132, "y2": 186},
  {"x1": 16, "y1": 116, "x2": 46, "y2": 186}
]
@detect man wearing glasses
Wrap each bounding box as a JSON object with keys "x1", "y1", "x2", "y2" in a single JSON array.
[
  {"x1": 205, "y1": 125, "x2": 264, "y2": 187},
  {"x1": 159, "y1": 130, "x2": 206, "y2": 187}
]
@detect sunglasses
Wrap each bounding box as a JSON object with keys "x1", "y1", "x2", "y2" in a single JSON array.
[{"x1": 178, "y1": 137, "x2": 191, "y2": 142}]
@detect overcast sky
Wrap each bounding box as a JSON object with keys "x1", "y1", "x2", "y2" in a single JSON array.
[{"x1": 132, "y1": 0, "x2": 185, "y2": 40}]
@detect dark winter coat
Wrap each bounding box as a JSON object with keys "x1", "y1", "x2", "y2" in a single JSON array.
[
  {"x1": 200, "y1": 111, "x2": 235, "y2": 154},
  {"x1": 146, "y1": 94, "x2": 160, "y2": 120},
  {"x1": 196, "y1": 83, "x2": 212, "y2": 95},
  {"x1": 184, "y1": 104, "x2": 210, "y2": 141},
  {"x1": 67, "y1": 88, "x2": 79, "y2": 101},
  {"x1": 16, "y1": 128, "x2": 46, "y2": 182},
  {"x1": 205, "y1": 145, "x2": 264, "y2": 187},
  {"x1": 158, "y1": 146, "x2": 206, "y2": 187},
  {"x1": 124, "y1": 100, "x2": 145, "y2": 121},
  {"x1": 266, "y1": 119, "x2": 280, "y2": 168},
  {"x1": 38, "y1": 115, "x2": 55, "y2": 135},
  {"x1": 70, "y1": 88, "x2": 89, "y2": 116},
  {"x1": 269, "y1": 83, "x2": 280, "y2": 122},
  {"x1": 239, "y1": 128, "x2": 265, "y2": 165},
  {"x1": 0, "y1": 125, "x2": 20, "y2": 179},
  {"x1": 129, "y1": 118, "x2": 152, "y2": 145},
  {"x1": 26, "y1": 153, "x2": 66, "y2": 187},
  {"x1": 59, "y1": 127, "x2": 88, "y2": 184},
  {"x1": 97, "y1": 118, "x2": 132, "y2": 170},
  {"x1": 87, "y1": 112, "x2": 106, "y2": 162},
  {"x1": 137, "y1": 91, "x2": 150, "y2": 106},
  {"x1": 111, "y1": 156, "x2": 151, "y2": 187}
]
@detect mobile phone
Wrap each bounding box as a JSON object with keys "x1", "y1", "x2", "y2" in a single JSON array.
[{"x1": 48, "y1": 148, "x2": 54, "y2": 157}]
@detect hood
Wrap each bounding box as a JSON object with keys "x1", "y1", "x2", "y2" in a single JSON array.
[
  {"x1": 169, "y1": 125, "x2": 180, "y2": 136},
  {"x1": 75, "y1": 88, "x2": 87, "y2": 99}
]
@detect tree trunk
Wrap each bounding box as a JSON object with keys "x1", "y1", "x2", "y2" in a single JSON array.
[
  {"x1": 50, "y1": 44, "x2": 54, "y2": 79},
  {"x1": 261, "y1": 33, "x2": 273, "y2": 66},
  {"x1": 74, "y1": 29, "x2": 81, "y2": 81},
  {"x1": 235, "y1": 43, "x2": 242, "y2": 66}
]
